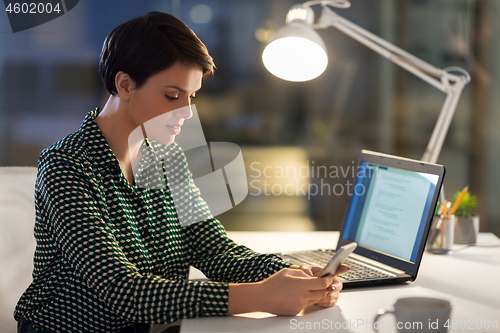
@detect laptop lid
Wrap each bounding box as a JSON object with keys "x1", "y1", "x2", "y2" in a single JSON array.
[{"x1": 337, "y1": 150, "x2": 445, "y2": 280}]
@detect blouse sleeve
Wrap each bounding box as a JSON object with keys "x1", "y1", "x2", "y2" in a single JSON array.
[
  {"x1": 37, "y1": 150, "x2": 230, "y2": 324},
  {"x1": 183, "y1": 218, "x2": 292, "y2": 283}
]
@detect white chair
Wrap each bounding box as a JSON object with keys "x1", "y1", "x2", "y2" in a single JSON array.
[{"x1": 0, "y1": 167, "x2": 37, "y2": 333}]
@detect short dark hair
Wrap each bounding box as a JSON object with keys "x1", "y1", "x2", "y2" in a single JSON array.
[{"x1": 99, "y1": 11, "x2": 215, "y2": 95}]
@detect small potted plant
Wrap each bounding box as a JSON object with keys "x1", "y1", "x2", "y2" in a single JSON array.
[{"x1": 453, "y1": 192, "x2": 479, "y2": 244}]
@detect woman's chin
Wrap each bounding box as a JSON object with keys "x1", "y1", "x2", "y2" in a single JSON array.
[{"x1": 155, "y1": 135, "x2": 175, "y2": 146}]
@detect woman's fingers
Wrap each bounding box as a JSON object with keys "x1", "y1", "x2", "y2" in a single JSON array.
[
  {"x1": 285, "y1": 268, "x2": 335, "y2": 290},
  {"x1": 291, "y1": 264, "x2": 323, "y2": 277},
  {"x1": 291, "y1": 263, "x2": 349, "y2": 277},
  {"x1": 305, "y1": 273, "x2": 335, "y2": 291},
  {"x1": 331, "y1": 277, "x2": 343, "y2": 292},
  {"x1": 287, "y1": 268, "x2": 314, "y2": 278},
  {"x1": 315, "y1": 293, "x2": 340, "y2": 307},
  {"x1": 256, "y1": 268, "x2": 344, "y2": 315},
  {"x1": 314, "y1": 277, "x2": 343, "y2": 307},
  {"x1": 306, "y1": 289, "x2": 330, "y2": 307},
  {"x1": 298, "y1": 264, "x2": 314, "y2": 277},
  {"x1": 334, "y1": 264, "x2": 349, "y2": 276},
  {"x1": 310, "y1": 266, "x2": 323, "y2": 276},
  {"x1": 298, "y1": 274, "x2": 340, "y2": 307}
]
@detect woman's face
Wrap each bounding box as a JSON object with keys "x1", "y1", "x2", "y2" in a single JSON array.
[{"x1": 126, "y1": 62, "x2": 203, "y2": 145}]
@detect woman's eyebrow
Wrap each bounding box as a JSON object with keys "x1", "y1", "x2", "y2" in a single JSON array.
[{"x1": 164, "y1": 85, "x2": 201, "y2": 93}]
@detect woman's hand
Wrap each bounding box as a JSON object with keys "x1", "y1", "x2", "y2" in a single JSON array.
[
  {"x1": 291, "y1": 263, "x2": 348, "y2": 308},
  {"x1": 255, "y1": 268, "x2": 335, "y2": 315},
  {"x1": 228, "y1": 265, "x2": 348, "y2": 316},
  {"x1": 291, "y1": 263, "x2": 348, "y2": 277},
  {"x1": 313, "y1": 275, "x2": 343, "y2": 307}
]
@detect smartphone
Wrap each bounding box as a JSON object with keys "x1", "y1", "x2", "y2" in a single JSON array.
[{"x1": 317, "y1": 242, "x2": 357, "y2": 278}]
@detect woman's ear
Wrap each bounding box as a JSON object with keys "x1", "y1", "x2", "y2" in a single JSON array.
[{"x1": 115, "y1": 71, "x2": 133, "y2": 100}]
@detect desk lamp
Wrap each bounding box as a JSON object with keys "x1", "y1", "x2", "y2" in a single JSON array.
[{"x1": 262, "y1": 0, "x2": 470, "y2": 164}]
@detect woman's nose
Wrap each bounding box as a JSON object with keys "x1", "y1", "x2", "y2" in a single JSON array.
[{"x1": 175, "y1": 104, "x2": 193, "y2": 120}]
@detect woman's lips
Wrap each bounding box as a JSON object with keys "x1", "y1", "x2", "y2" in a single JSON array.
[{"x1": 166, "y1": 124, "x2": 181, "y2": 135}]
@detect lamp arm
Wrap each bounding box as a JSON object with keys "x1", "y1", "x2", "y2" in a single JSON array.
[
  {"x1": 421, "y1": 82, "x2": 467, "y2": 163},
  {"x1": 317, "y1": 6, "x2": 461, "y2": 91},
  {"x1": 316, "y1": 5, "x2": 470, "y2": 164}
]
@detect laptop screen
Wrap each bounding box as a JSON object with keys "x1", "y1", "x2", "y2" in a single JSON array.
[{"x1": 341, "y1": 160, "x2": 439, "y2": 263}]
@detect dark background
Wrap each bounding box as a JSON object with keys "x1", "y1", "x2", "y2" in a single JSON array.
[{"x1": 1, "y1": 0, "x2": 498, "y2": 236}]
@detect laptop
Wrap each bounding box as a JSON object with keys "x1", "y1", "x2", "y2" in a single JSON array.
[{"x1": 276, "y1": 150, "x2": 445, "y2": 288}]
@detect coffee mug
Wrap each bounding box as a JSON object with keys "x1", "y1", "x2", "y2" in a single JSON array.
[{"x1": 373, "y1": 297, "x2": 452, "y2": 333}]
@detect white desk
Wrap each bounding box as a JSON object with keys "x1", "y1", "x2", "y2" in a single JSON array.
[{"x1": 182, "y1": 232, "x2": 500, "y2": 333}]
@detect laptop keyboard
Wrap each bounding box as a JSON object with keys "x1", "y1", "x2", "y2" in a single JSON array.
[
  {"x1": 281, "y1": 250, "x2": 333, "y2": 266},
  {"x1": 280, "y1": 250, "x2": 396, "y2": 281},
  {"x1": 340, "y1": 258, "x2": 395, "y2": 281}
]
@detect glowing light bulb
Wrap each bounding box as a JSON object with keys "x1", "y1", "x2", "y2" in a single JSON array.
[{"x1": 262, "y1": 25, "x2": 328, "y2": 82}]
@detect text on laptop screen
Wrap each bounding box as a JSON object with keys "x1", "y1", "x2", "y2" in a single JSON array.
[{"x1": 341, "y1": 161, "x2": 439, "y2": 262}]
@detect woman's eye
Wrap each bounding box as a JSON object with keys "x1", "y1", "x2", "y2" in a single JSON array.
[
  {"x1": 166, "y1": 95, "x2": 178, "y2": 101},
  {"x1": 190, "y1": 95, "x2": 196, "y2": 100}
]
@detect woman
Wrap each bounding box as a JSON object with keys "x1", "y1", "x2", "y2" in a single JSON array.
[{"x1": 14, "y1": 12, "x2": 347, "y2": 333}]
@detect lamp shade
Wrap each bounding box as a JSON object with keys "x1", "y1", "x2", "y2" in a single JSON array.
[{"x1": 262, "y1": 24, "x2": 328, "y2": 82}]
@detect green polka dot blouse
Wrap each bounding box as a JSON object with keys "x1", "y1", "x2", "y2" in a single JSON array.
[{"x1": 14, "y1": 109, "x2": 291, "y2": 333}]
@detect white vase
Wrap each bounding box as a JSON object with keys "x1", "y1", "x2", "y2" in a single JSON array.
[{"x1": 454, "y1": 216, "x2": 479, "y2": 245}]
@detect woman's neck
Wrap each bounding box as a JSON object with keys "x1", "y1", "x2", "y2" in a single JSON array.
[{"x1": 95, "y1": 95, "x2": 137, "y2": 185}]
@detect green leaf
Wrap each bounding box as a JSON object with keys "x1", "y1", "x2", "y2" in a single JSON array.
[{"x1": 453, "y1": 192, "x2": 478, "y2": 218}]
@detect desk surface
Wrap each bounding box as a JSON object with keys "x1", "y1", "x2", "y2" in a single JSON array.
[{"x1": 183, "y1": 232, "x2": 500, "y2": 333}]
